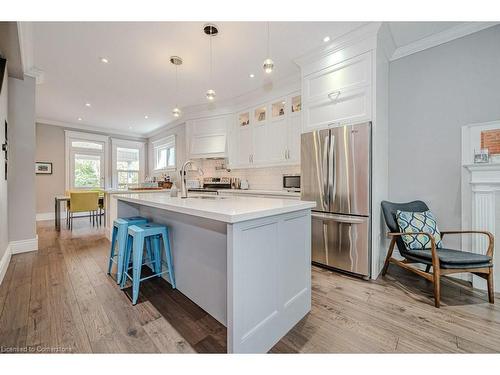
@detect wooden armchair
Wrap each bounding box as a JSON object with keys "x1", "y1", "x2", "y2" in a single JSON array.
[{"x1": 381, "y1": 200, "x2": 494, "y2": 308}]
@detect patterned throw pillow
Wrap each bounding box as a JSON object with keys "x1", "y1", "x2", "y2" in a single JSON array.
[{"x1": 396, "y1": 210, "x2": 443, "y2": 250}]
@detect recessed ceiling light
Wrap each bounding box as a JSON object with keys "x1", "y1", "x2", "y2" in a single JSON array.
[
  {"x1": 144, "y1": 115, "x2": 149, "y2": 119},
  {"x1": 249, "y1": 73, "x2": 255, "y2": 78},
  {"x1": 77, "y1": 117, "x2": 82, "y2": 121},
  {"x1": 323, "y1": 36, "x2": 330, "y2": 43},
  {"x1": 100, "y1": 57, "x2": 109, "y2": 64},
  {"x1": 85, "y1": 103, "x2": 91, "y2": 107}
]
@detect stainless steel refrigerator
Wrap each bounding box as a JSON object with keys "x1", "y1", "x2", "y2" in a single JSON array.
[{"x1": 301, "y1": 122, "x2": 371, "y2": 278}]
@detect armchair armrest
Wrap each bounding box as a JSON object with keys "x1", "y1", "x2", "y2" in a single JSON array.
[
  {"x1": 387, "y1": 232, "x2": 439, "y2": 266},
  {"x1": 440, "y1": 230, "x2": 494, "y2": 257}
]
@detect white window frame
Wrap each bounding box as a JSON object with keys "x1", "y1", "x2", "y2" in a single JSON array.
[
  {"x1": 65, "y1": 130, "x2": 110, "y2": 190},
  {"x1": 111, "y1": 138, "x2": 146, "y2": 189},
  {"x1": 152, "y1": 135, "x2": 176, "y2": 172}
]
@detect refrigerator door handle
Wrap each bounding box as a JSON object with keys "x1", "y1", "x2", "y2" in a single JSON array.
[
  {"x1": 312, "y1": 212, "x2": 366, "y2": 224},
  {"x1": 322, "y1": 134, "x2": 329, "y2": 208},
  {"x1": 328, "y1": 133, "x2": 335, "y2": 210}
]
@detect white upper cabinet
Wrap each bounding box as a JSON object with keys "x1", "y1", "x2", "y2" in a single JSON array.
[
  {"x1": 287, "y1": 95, "x2": 302, "y2": 163},
  {"x1": 302, "y1": 51, "x2": 372, "y2": 132},
  {"x1": 186, "y1": 115, "x2": 230, "y2": 158},
  {"x1": 228, "y1": 92, "x2": 301, "y2": 169}
]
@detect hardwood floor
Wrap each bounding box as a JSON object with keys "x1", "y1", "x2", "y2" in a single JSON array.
[{"x1": 1, "y1": 219, "x2": 499, "y2": 353}]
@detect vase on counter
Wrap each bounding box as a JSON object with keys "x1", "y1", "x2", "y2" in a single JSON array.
[{"x1": 170, "y1": 183, "x2": 178, "y2": 197}]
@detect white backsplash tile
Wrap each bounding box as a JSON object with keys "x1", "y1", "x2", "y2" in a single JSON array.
[{"x1": 190, "y1": 159, "x2": 300, "y2": 191}]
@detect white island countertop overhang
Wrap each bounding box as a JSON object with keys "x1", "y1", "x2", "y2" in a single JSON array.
[
  {"x1": 112, "y1": 192, "x2": 315, "y2": 353},
  {"x1": 114, "y1": 192, "x2": 315, "y2": 223}
]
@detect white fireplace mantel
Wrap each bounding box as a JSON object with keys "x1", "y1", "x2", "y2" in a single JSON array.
[
  {"x1": 464, "y1": 163, "x2": 500, "y2": 186},
  {"x1": 463, "y1": 162, "x2": 499, "y2": 291},
  {"x1": 461, "y1": 121, "x2": 500, "y2": 292}
]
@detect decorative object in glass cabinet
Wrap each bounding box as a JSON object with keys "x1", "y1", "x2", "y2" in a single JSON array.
[
  {"x1": 272, "y1": 100, "x2": 286, "y2": 118},
  {"x1": 239, "y1": 112, "x2": 250, "y2": 127},
  {"x1": 254, "y1": 107, "x2": 266, "y2": 123},
  {"x1": 291, "y1": 95, "x2": 301, "y2": 113}
]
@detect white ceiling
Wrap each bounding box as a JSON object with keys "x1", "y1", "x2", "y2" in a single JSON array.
[{"x1": 32, "y1": 21, "x2": 470, "y2": 136}]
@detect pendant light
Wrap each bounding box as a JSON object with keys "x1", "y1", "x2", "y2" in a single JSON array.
[
  {"x1": 204, "y1": 24, "x2": 218, "y2": 101},
  {"x1": 170, "y1": 56, "x2": 183, "y2": 117},
  {"x1": 263, "y1": 22, "x2": 274, "y2": 74}
]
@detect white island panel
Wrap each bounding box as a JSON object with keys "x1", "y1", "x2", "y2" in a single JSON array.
[{"x1": 114, "y1": 194, "x2": 314, "y2": 353}]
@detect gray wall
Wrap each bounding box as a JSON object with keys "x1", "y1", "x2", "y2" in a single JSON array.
[
  {"x1": 35, "y1": 122, "x2": 147, "y2": 214},
  {"x1": 35, "y1": 123, "x2": 65, "y2": 213},
  {"x1": 389, "y1": 25, "x2": 500, "y2": 248},
  {"x1": 8, "y1": 75, "x2": 36, "y2": 242}
]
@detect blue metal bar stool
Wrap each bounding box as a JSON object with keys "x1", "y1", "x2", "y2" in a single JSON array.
[
  {"x1": 107, "y1": 216, "x2": 148, "y2": 284},
  {"x1": 120, "y1": 223, "x2": 176, "y2": 305}
]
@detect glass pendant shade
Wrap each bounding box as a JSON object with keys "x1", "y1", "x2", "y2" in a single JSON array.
[
  {"x1": 206, "y1": 89, "x2": 216, "y2": 101},
  {"x1": 172, "y1": 107, "x2": 181, "y2": 117},
  {"x1": 263, "y1": 58, "x2": 274, "y2": 74}
]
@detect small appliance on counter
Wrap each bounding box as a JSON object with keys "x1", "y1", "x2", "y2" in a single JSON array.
[
  {"x1": 186, "y1": 179, "x2": 201, "y2": 189},
  {"x1": 283, "y1": 174, "x2": 301, "y2": 192},
  {"x1": 240, "y1": 179, "x2": 249, "y2": 190}
]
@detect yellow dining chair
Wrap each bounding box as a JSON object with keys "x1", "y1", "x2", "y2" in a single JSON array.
[
  {"x1": 88, "y1": 188, "x2": 105, "y2": 226},
  {"x1": 68, "y1": 191, "x2": 100, "y2": 230}
]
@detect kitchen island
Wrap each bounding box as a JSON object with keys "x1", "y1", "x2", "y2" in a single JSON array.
[{"x1": 113, "y1": 193, "x2": 315, "y2": 353}]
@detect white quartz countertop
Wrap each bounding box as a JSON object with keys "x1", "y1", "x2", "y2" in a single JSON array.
[
  {"x1": 105, "y1": 188, "x2": 170, "y2": 195},
  {"x1": 218, "y1": 189, "x2": 300, "y2": 197},
  {"x1": 114, "y1": 192, "x2": 315, "y2": 223}
]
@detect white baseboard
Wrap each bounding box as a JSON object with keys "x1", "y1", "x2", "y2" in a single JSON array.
[
  {"x1": 9, "y1": 236, "x2": 38, "y2": 254},
  {"x1": 36, "y1": 212, "x2": 58, "y2": 221},
  {"x1": 36, "y1": 211, "x2": 96, "y2": 221},
  {"x1": 0, "y1": 246, "x2": 12, "y2": 286}
]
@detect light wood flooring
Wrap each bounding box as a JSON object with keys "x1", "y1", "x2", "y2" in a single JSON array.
[{"x1": 0, "y1": 219, "x2": 499, "y2": 353}]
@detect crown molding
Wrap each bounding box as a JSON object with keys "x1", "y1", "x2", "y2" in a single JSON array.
[
  {"x1": 36, "y1": 118, "x2": 146, "y2": 139},
  {"x1": 390, "y1": 22, "x2": 499, "y2": 61},
  {"x1": 294, "y1": 22, "x2": 380, "y2": 68},
  {"x1": 16, "y1": 21, "x2": 34, "y2": 75},
  {"x1": 143, "y1": 72, "x2": 301, "y2": 139}
]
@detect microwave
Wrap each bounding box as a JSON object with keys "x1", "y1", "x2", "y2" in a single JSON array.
[{"x1": 283, "y1": 174, "x2": 300, "y2": 192}]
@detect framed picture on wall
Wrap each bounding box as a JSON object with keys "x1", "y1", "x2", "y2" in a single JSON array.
[{"x1": 35, "y1": 161, "x2": 53, "y2": 174}]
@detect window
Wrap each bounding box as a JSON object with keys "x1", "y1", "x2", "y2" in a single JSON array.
[
  {"x1": 111, "y1": 139, "x2": 145, "y2": 189},
  {"x1": 153, "y1": 135, "x2": 176, "y2": 171},
  {"x1": 65, "y1": 131, "x2": 109, "y2": 190}
]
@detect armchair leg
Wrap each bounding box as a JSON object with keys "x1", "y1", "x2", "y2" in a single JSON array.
[
  {"x1": 425, "y1": 265, "x2": 431, "y2": 273},
  {"x1": 487, "y1": 271, "x2": 495, "y2": 304},
  {"x1": 382, "y1": 238, "x2": 396, "y2": 276},
  {"x1": 433, "y1": 270, "x2": 441, "y2": 308}
]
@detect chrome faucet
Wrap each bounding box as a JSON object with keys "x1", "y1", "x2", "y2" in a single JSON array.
[{"x1": 180, "y1": 160, "x2": 203, "y2": 198}]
